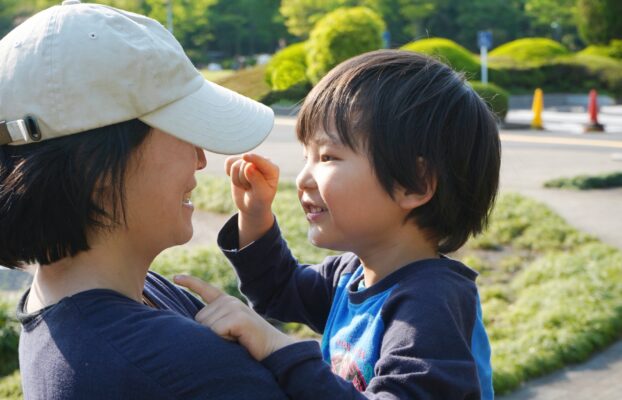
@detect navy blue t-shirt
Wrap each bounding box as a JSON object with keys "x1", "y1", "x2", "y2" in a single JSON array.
[
  {"x1": 16, "y1": 271, "x2": 287, "y2": 400},
  {"x1": 219, "y1": 215, "x2": 494, "y2": 399}
]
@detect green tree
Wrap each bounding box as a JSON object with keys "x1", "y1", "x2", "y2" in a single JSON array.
[
  {"x1": 280, "y1": 0, "x2": 346, "y2": 38},
  {"x1": 577, "y1": 0, "x2": 622, "y2": 44},
  {"x1": 145, "y1": 0, "x2": 217, "y2": 64},
  {"x1": 524, "y1": 0, "x2": 576, "y2": 31},
  {"x1": 279, "y1": 0, "x2": 434, "y2": 45},
  {"x1": 306, "y1": 6, "x2": 385, "y2": 84},
  {"x1": 1, "y1": 0, "x2": 148, "y2": 39},
  {"x1": 0, "y1": 0, "x2": 20, "y2": 39},
  {"x1": 370, "y1": 0, "x2": 437, "y2": 45},
  {"x1": 523, "y1": 0, "x2": 580, "y2": 48},
  {"x1": 414, "y1": 0, "x2": 528, "y2": 51},
  {"x1": 208, "y1": 0, "x2": 287, "y2": 58}
]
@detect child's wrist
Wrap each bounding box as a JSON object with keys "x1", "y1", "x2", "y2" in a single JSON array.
[
  {"x1": 238, "y1": 211, "x2": 274, "y2": 248},
  {"x1": 261, "y1": 332, "x2": 296, "y2": 361},
  {"x1": 239, "y1": 209, "x2": 273, "y2": 231}
]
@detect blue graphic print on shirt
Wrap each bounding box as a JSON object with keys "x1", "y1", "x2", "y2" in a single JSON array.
[{"x1": 321, "y1": 267, "x2": 396, "y2": 391}]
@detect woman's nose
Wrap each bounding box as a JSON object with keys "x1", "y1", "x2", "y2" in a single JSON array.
[{"x1": 196, "y1": 147, "x2": 207, "y2": 170}]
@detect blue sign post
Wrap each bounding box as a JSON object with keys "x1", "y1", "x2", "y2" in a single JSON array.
[
  {"x1": 382, "y1": 31, "x2": 391, "y2": 49},
  {"x1": 477, "y1": 31, "x2": 492, "y2": 84}
]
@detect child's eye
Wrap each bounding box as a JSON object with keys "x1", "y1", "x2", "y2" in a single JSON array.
[{"x1": 320, "y1": 154, "x2": 335, "y2": 162}]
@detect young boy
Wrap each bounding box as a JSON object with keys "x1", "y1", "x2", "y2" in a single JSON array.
[{"x1": 176, "y1": 49, "x2": 500, "y2": 399}]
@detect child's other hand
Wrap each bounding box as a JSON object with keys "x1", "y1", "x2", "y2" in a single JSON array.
[
  {"x1": 225, "y1": 153, "x2": 279, "y2": 219},
  {"x1": 174, "y1": 274, "x2": 295, "y2": 361}
]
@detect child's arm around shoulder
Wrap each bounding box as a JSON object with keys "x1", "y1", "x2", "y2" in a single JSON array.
[{"x1": 175, "y1": 267, "x2": 486, "y2": 399}]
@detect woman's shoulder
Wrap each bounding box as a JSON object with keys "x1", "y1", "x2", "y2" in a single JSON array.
[{"x1": 20, "y1": 287, "x2": 285, "y2": 399}]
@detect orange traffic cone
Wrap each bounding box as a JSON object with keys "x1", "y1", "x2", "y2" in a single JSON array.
[
  {"x1": 531, "y1": 88, "x2": 544, "y2": 130},
  {"x1": 584, "y1": 89, "x2": 604, "y2": 133}
]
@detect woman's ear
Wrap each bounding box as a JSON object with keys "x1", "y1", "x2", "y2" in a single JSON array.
[{"x1": 395, "y1": 158, "x2": 437, "y2": 211}]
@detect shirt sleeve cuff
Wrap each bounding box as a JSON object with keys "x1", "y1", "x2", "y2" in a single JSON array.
[
  {"x1": 261, "y1": 340, "x2": 323, "y2": 379},
  {"x1": 217, "y1": 213, "x2": 282, "y2": 279}
]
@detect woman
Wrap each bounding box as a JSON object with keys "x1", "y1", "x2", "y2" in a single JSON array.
[{"x1": 0, "y1": 2, "x2": 285, "y2": 399}]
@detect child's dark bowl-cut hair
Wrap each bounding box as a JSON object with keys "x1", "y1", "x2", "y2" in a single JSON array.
[{"x1": 297, "y1": 50, "x2": 501, "y2": 253}]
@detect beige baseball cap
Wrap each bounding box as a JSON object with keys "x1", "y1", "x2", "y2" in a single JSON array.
[{"x1": 0, "y1": 0, "x2": 274, "y2": 154}]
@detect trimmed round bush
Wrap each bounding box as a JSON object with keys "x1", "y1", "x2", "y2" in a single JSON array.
[
  {"x1": 271, "y1": 60, "x2": 308, "y2": 91},
  {"x1": 401, "y1": 38, "x2": 480, "y2": 78},
  {"x1": 306, "y1": 7, "x2": 385, "y2": 84},
  {"x1": 489, "y1": 38, "x2": 569, "y2": 66},
  {"x1": 265, "y1": 42, "x2": 308, "y2": 89},
  {"x1": 469, "y1": 81, "x2": 510, "y2": 121}
]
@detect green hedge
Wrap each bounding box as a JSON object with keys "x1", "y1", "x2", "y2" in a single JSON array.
[
  {"x1": 306, "y1": 7, "x2": 385, "y2": 84},
  {"x1": 401, "y1": 38, "x2": 480, "y2": 78},
  {"x1": 489, "y1": 38, "x2": 570, "y2": 67},
  {"x1": 578, "y1": 39, "x2": 622, "y2": 60},
  {"x1": 469, "y1": 81, "x2": 510, "y2": 121},
  {"x1": 489, "y1": 54, "x2": 622, "y2": 99}
]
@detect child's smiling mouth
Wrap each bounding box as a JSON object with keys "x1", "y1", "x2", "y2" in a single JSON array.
[{"x1": 301, "y1": 199, "x2": 328, "y2": 222}]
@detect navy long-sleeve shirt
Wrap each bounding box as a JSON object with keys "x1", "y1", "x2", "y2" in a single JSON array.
[
  {"x1": 220, "y1": 215, "x2": 494, "y2": 399},
  {"x1": 16, "y1": 271, "x2": 287, "y2": 400}
]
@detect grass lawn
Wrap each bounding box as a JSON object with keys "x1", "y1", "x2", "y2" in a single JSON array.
[
  {"x1": 544, "y1": 171, "x2": 622, "y2": 190},
  {"x1": 2, "y1": 175, "x2": 622, "y2": 397},
  {"x1": 199, "y1": 69, "x2": 235, "y2": 83},
  {"x1": 208, "y1": 64, "x2": 270, "y2": 101}
]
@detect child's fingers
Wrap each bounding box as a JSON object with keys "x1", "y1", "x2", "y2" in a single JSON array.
[
  {"x1": 173, "y1": 275, "x2": 224, "y2": 304},
  {"x1": 230, "y1": 159, "x2": 251, "y2": 190},
  {"x1": 195, "y1": 296, "x2": 236, "y2": 326},
  {"x1": 242, "y1": 153, "x2": 279, "y2": 182},
  {"x1": 209, "y1": 317, "x2": 238, "y2": 341},
  {"x1": 224, "y1": 156, "x2": 243, "y2": 176},
  {"x1": 195, "y1": 299, "x2": 246, "y2": 342},
  {"x1": 237, "y1": 160, "x2": 251, "y2": 189}
]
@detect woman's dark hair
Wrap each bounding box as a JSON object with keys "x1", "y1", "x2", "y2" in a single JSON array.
[
  {"x1": 297, "y1": 50, "x2": 501, "y2": 253},
  {"x1": 0, "y1": 119, "x2": 150, "y2": 268}
]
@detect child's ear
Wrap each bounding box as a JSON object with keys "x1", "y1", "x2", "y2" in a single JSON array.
[{"x1": 395, "y1": 159, "x2": 437, "y2": 211}]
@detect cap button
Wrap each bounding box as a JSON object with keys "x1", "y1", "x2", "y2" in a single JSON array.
[{"x1": 62, "y1": 0, "x2": 81, "y2": 5}]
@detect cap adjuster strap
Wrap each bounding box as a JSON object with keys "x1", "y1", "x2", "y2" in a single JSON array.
[{"x1": 0, "y1": 117, "x2": 42, "y2": 145}]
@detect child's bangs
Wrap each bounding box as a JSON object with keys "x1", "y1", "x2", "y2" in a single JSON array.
[{"x1": 296, "y1": 74, "x2": 366, "y2": 151}]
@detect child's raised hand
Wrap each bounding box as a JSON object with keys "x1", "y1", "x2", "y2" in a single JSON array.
[
  {"x1": 225, "y1": 153, "x2": 279, "y2": 219},
  {"x1": 174, "y1": 274, "x2": 295, "y2": 361}
]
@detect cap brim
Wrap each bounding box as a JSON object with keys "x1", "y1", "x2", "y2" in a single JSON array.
[{"x1": 139, "y1": 80, "x2": 274, "y2": 155}]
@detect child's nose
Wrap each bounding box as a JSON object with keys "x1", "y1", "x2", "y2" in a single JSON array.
[{"x1": 296, "y1": 163, "x2": 316, "y2": 191}]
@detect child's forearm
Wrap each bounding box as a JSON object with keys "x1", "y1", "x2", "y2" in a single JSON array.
[{"x1": 238, "y1": 210, "x2": 275, "y2": 249}]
